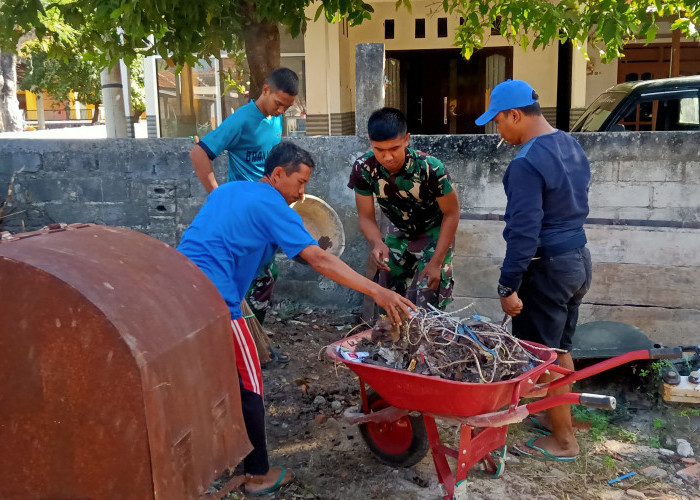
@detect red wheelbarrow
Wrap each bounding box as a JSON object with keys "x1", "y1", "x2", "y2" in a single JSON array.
[{"x1": 327, "y1": 330, "x2": 682, "y2": 499}]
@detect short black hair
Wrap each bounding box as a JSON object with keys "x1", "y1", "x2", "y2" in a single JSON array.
[
  {"x1": 266, "y1": 68, "x2": 299, "y2": 96},
  {"x1": 516, "y1": 90, "x2": 542, "y2": 116},
  {"x1": 367, "y1": 107, "x2": 407, "y2": 141},
  {"x1": 263, "y1": 141, "x2": 315, "y2": 177}
]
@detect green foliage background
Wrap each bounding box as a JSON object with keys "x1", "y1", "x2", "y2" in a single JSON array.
[
  {"x1": 1, "y1": 0, "x2": 699, "y2": 121},
  {"x1": 1, "y1": 0, "x2": 698, "y2": 69}
]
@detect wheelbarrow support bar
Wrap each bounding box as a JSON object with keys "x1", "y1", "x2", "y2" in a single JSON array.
[{"x1": 343, "y1": 405, "x2": 410, "y2": 425}]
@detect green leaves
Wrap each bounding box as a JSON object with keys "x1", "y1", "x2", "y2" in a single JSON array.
[
  {"x1": 450, "y1": 0, "x2": 699, "y2": 63},
  {"x1": 3, "y1": 0, "x2": 700, "y2": 79},
  {"x1": 20, "y1": 42, "x2": 102, "y2": 105}
]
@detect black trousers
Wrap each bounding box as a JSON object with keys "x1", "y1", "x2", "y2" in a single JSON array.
[
  {"x1": 239, "y1": 375, "x2": 269, "y2": 475},
  {"x1": 513, "y1": 246, "x2": 593, "y2": 351}
]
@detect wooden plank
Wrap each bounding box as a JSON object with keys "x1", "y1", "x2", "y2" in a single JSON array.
[
  {"x1": 584, "y1": 262, "x2": 700, "y2": 310},
  {"x1": 663, "y1": 377, "x2": 700, "y2": 403},
  {"x1": 452, "y1": 255, "x2": 700, "y2": 310},
  {"x1": 455, "y1": 220, "x2": 700, "y2": 267}
]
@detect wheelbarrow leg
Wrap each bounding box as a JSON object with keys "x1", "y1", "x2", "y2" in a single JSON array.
[
  {"x1": 464, "y1": 426, "x2": 508, "y2": 478},
  {"x1": 456, "y1": 425, "x2": 472, "y2": 483},
  {"x1": 424, "y1": 415, "x2": 457, "y2": 500},
  {"x1": 424, "y1": 416, "x2": 509, "y2": 499},
  {"x1": 456, "y1": 425, "x2": 508, "y2": 482}
]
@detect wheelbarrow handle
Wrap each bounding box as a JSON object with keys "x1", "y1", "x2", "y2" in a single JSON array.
[
  {"x1": 648, "y1": 347, "x2": 684, "y2": 360},
  {"x1": 459, "y1": 392, "x2": 616, "y2": 428},
  {"x1": 525, "y1": 392, "x2": 617, "y2": 416},
  {"x1": 579, "y1": 393, "x2": 617, "y2": 410},
  {"x1": 547, "y1": 348, "x2": 683, "y2": 392}
]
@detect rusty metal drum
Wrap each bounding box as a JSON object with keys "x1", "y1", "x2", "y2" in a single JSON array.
[{"x1": 0, "y1": 223, "x2": 252, "y2": 500}]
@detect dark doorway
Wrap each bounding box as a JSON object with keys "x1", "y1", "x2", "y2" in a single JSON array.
[
  {"x1": 556, "y1": 40, "x2": 573, "y2": 131},
  {"x1": 385, "y1": 48, "x2": 513, "y2": 134}
]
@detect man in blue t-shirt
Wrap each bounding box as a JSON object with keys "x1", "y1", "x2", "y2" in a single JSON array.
[
  {"x1": 178, "y1": 142, "x2": 415, "y2": 495},
  {"x1": 189, "y1": 67, "x2": 299, "y2": 360},
  {"x1": 476, "y1": 80, "x2": 593, "y2": 463}
]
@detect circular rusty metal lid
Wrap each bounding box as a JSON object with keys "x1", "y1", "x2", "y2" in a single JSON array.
[{"x1": 291, "y1": 194, "x2": 345, "y2": 258}]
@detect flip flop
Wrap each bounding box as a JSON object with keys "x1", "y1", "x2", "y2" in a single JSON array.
[
  {"x1": 523, "y1": 415, "x2": 552, "y2": 436},
  {"x1": 270, "y1": 345, "x2": 291, "y2": 364},
  {"x1": 244, "y1": 467, "x2": 295, "y2": 496},
  {"x1": 512, "y1": 438, "x2": 578, "y2": 462},
  {"x1": 261, "y1": 346, "x2": 291, "y2": 369}
]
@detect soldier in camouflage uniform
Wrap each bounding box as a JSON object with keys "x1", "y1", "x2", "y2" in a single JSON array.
[{"x1": 348, "y1": 107, "x2": 460, "y2": 310}]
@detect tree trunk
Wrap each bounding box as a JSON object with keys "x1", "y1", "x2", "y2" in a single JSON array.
[
  {"x1": 36, "y1": 93, "x2": 46, "y2": 130},
  {"x1": 0, "y1": 51, "x2": 25, "y2": 132},
  {"x1": 91, "y1": 103, "x2": 100, "y2": 124},
  {"x1": 243, "y1": 19, "x2": 280, "y2": 98},
  {"x1": 100, "y1": 64, "x2": 127, "y2": 137}
]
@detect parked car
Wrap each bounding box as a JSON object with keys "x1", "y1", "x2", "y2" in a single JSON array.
[{"x1": 571, "y1": 75, "x2": 700, "y2": 132}]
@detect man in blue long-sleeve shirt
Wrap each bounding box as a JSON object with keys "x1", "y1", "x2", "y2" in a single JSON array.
[{"x1": 476, "y1": 80, "x2": 593, "y2": 462}]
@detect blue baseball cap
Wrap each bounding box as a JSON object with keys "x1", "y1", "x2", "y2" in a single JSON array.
[{"x1": 475, "y1": 79, "x2": 538, "y2": 126}]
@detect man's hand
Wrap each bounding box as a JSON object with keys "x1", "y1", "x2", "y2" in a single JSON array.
[
  {"x1": 418, "y1": 260, "x2": 442, "y2": 290},
  {"x1": 371, "y1": 241, "x2": 391, "y2": 271},
  {"x1": 500, "y1": 291, "x2": 523, "y2": 317},
  {"x1": 373, "y1": 287, "x2": 416, "y2": 324},
  {"x1": 299, "y1": 245, "x2": 415, "y2": 325}
]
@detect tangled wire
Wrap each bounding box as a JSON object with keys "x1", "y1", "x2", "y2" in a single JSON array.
[{"x1": 357, "y1": 305, "x2": 559, "y2": 383}]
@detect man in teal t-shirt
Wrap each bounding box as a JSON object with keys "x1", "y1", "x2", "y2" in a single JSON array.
[
  {"x1": 190, "y1": 67, "x2": 298, "y2": 188},
  {"x1": 189, "y1": 68, "x2": 299, "y2": 358}
]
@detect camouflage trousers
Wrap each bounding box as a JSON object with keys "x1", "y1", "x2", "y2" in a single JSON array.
[
  {"x1": 377, "y1": 224, "x2": 454, "y2": 310},
  {"x1": 245, "y1": 257, "x2": 279, "y2": 326}
]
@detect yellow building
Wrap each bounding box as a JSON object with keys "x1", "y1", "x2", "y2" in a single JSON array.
[
  {"x1": 303, "y1": 0, "x2": 700, "y2": 135},
  {"x1": 19, "y1": 89, "x2": 99, "y2": 126}
]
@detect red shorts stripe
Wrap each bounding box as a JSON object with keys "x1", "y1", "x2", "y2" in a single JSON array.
[{"x1": 230, "y1": 318, "x2": 263, "y2": 396}]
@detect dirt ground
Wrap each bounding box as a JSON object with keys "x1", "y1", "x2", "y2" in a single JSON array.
[{"x1": 218, "y1": 304, "x2": 700, "y2": 500}]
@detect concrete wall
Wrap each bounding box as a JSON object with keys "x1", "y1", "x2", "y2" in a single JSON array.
[{"x1": 1, "y1": 132, "x2": 699, "y2": 346}]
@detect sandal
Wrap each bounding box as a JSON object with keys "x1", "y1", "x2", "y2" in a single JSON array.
[
  {"x1": 523, "y1": 415, "x2": 552, "y2": 436},
  {"x1": 261, "y1": 346, "x2": 291, "y2": 369},
  {"x1": 244, "y1": 467, "x2": 295, "y2": 496},
  {"x1": 512, "y1": 438, "x2": 578, "y2": 462}
]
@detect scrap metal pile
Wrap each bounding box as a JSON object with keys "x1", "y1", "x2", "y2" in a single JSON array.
[{"x1": 353, "y1": 307, "x2": 547, "y2": 383}]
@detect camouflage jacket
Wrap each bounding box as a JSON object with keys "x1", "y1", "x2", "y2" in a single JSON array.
[{"x1": 347, "y1": 148, "x2": 454, "y2": 236}]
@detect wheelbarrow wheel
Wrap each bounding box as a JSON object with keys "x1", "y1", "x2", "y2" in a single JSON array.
[{"x1": 358, "y1": 389, "x2": 429, "y2": 467}]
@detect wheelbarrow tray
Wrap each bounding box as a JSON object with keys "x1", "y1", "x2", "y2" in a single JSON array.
[{"x1": 327, "y1": 330, "x2": 558, "y2": 417}]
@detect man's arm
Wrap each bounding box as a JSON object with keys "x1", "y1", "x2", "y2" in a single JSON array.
[
  {"x1": 418, "y1": 190, "x2": 460, "y2": 290},
  {"x1": 355, "y1": 193, "x2": 390, "y2": 271},
  {"x1": 499, "y1": 160, "x2": 543, "y2": 316},
  {"x1": 190, "y1": 144, "x2": 220, "y2": 193},
  {"x1": 298, "y1": 245, "x2": 415, "y2": 323}
]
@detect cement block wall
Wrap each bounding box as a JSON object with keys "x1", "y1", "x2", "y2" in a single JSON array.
[{"x1": 1, "y1": 132, "x2": 698, "y2": 346}]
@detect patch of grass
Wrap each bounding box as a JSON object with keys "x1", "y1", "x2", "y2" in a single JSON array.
[
  {"x1": 649, "y1": 436, "x2": 661, "y2": 448},
  {"x1": 572, "y1": 405, "x2": 609, "y2": 442},
  {"x1": 603, "y1": 455, "x2": 616, "y2": 468},
  {"x1": 613, "y1": 427, "x2": 639, "y2": 443},
  {"x1": 681, "y1": 408, "x2": 700, "y2": 418},
  {"x1": 639, "y1": 360, "x2": 673, "y2": 402}
]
